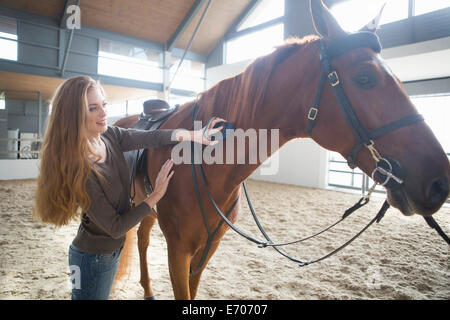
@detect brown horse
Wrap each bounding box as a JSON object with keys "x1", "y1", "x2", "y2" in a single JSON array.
[{"x1": 114, "y1": 0, "x2": 450, "y2": 299}]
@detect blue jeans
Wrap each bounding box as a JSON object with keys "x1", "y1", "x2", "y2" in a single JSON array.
[{"x1": 68, "y1": 244, "x2": 123, "y2": 300}]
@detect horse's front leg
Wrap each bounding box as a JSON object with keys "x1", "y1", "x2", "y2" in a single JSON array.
[
  {"x1": 133, "y1": 173, "x2": 160, "y2": 299},
  {"x1": 137, "y1": 214, "x2": 157, "y2": 299},
  {"x1": 167, "y1": 240, "x2": 192, "y2": 300},
  {"x1": 189, "y1": 239, "x2": 222, "y2": 299}
]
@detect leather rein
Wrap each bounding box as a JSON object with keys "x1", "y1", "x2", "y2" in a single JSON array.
[{"x1": 188, "y1": 32, "x2": 449, "y2": 273}]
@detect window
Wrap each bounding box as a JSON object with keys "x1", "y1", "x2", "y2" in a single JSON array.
[
  {"x1": 412, "y1": 94, "x2": 450, "y2": 205},
  {"x1": 98, "y1": 39, "x2": 162, "y2": 83},
  {"x1": 105, "y1": 95, "x2": 158, "y2": 118},
  {"x1": 169, "y1": 94, "x2": 195, "y2": 106},
  {"x1": 237, "y1": 0, "x2": 284, "y2": 31},
  {"x1": 225, "y1": 0, "x2": 285, "y2": 64},
  {"x1": 169, "y1": 58, "x2": 205, "y2": 92},
  {"x1": 328, "y1": 152, "x2": 364, "y2": 190},
  {"x1": 105, "y1": 102, "x2": 127, "y2": 118},
  {"x1": 330, "y1": 0, "x2": 409, "y2": 32},
  {"x1": 411, "y1": 95, "x2": 450, "y2": 153},
  {"x1": 126, "y1": 97, "x2": 151, "y2": 115},
  {"x1": 0, "y1": 17, "x2": 17, "y2": 61},
  {"x1": 0, "y1": 91, "x2": 5, "y2": 110},
  {"x1": 105, "y1": 101, "x2": 127, "y2": 126},
  {"x1": 328, "y1": 151, "x2": 385, "y2": 194},
  {"x1": 226, "y1": 23, "x2": 284, "y2": 64},
  {"x1": 414, "y1": 0, "x2": 450, "y2": 15}
]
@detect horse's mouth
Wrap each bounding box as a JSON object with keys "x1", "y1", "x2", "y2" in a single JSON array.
[
  {"x1": 387, "y1": 184, "x2": 448, "y2": 217},
  {"x1": 387, "y1": 187, "x2": 415, "y2": 216}
]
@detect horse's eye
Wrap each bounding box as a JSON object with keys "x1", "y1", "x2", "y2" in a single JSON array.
[
  {"x1": 353, "y1": 73, "x2": 376, "y2": 89},
  {"x1": 358, "y1": 75, "x2": 369, "y2": 84}
]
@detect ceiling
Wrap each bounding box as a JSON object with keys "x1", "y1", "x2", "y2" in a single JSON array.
[
  {"x1": 0, "y1": 0, "x2": 252, "y2": 56},
  {"x1": 0, "y1": 0, "x2": 254, "y2": 103},
  {"x1": 2, "y1": 1, "x2": 448, "y2": 104},
  {"x1": 0, "y1": 70, "x2": 157, "y2": 103}
]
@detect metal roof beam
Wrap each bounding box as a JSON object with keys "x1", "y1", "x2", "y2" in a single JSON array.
[
  {"x1": 60, "y1": 0, "x2": 79, "y2": 29},
  {"x1": 227, "y1": 0, "x2": 262, "y2": 35},
  {"x1": 60, "y1": 0, "x2": 80, "y2": 76},
  {"x1": 166, "y1": 0, "x2": 207, "y2": 52}
]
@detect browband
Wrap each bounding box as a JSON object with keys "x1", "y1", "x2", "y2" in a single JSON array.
[{"x1": 324, "y1": 32, "x2": 382, "y2": 60}]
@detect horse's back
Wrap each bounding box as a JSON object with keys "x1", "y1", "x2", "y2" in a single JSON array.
[{"x1": 113, "y1": 114, "x2": 139, "y2": 129}]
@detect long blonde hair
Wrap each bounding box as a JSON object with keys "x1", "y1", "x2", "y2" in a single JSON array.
[{"x1": 33, "y1": 76, "x2": 105, "y2": 226}]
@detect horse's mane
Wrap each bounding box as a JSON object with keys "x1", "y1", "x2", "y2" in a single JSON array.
[{"x1": 193, "y1": 35, "x2": 319, "y2": 124}]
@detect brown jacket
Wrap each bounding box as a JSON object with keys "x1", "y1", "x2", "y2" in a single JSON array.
[{"x1": 72, "y1": 125, "x2": 177, "y2": 254}]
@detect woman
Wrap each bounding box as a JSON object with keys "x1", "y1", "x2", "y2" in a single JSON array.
[{"x1": 33, "y1": 76, "x2": 224, "y2": 300}]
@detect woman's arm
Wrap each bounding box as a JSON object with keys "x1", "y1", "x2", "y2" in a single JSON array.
[
  {"x1": 174, "y1": 117, "x2": 226, "y2": 146},
  {"x1": 110, "y1": 126, "x2": 176, "y2": 152},
  {"x1": 85, "y1": 175, "x2": 153, "y2": 239},
  {"x1": 85, "y1": 158, "x2": 175, "y2": 239},
  {"x1": 110, "y1": 117, "x2": 226, "y2": 152},
  {"x1": 143, "y1": 158, "x2": 174, "y2": 207}
]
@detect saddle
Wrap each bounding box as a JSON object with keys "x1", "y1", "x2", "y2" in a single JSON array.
[
  {"x1": 142, "y1": 99, "x2": 177, "y2": 122},
  {"x1": 123, "y1": 99, "x2": 179, "y2": 200}
]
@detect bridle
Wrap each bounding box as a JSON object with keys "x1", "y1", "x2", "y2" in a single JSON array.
[
  {"x1": 307, "y1": 32, "x2": 424, "y2": 176},
  {"x1": 188, "y1": 32, "x2": 449, "y2": 274},
  {"x1": 308, "y1": 32, "x2": 448, "y2": 247}
]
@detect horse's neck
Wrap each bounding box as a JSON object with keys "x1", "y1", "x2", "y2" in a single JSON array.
[
  {"x1": 194, "y1": 43, "x2": 320, "y2": 194},
  {"x1": 199, "y1": 126, "x2": 293, "y2": 195}
]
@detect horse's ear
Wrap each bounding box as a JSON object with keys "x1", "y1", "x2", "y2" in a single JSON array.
[
  {"x1": 310, "y1": 0, "x2": 346, "y2": 40},
  {"x1": 359, "y1": 3, "x2": 386, "y2": 33}
]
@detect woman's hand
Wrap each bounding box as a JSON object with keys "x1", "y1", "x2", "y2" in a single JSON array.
[
  {"x1": 144, "y1": 159, "x2": 174, "y2": 207},
  {"x1": 175, "y1": 117, "x2": 227, "y2": 146}
]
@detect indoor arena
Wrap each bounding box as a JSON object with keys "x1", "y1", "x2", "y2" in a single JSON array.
[{"x1": 0, "y1": 0, "x2": 448, "y2": 301}]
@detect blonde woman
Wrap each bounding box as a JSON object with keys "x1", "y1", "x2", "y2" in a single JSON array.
[{"x1": 33, "y1": 76, "x2": 224, "y2": 300}]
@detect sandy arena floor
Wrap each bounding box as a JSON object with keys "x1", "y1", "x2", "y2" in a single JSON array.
[{"x1": 0, "y1": 178, "x2": 448, "y2": 300}]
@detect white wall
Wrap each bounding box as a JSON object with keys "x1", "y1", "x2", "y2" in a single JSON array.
[
  {"x1": 250, "y1": 138, "x2": 328, "y2": 189},
  {"x1": 0, "y1": 159, "x2": 40, "y2": 180},
  {"x1": 206, "y1": 59, "x2": 252, "y2": 89},
  {"x1": 382, "y1": 36, "x2": 450, "y2": 82}
]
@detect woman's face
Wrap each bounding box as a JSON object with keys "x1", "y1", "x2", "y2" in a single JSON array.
[{"x1": 85, "y1": 86, "x2": 108, "y2": 137}]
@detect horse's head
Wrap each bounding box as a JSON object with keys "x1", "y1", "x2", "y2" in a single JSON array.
[{"x1": 301, "y1": 0, "x2": 449, "y2": 216}]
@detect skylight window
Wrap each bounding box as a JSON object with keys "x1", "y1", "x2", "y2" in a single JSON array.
[
  {"x1": 414, "y1": 0, "x2": 450, "y2": 15},
  {"x1": 330, "y1": 0, "x2": 408, "y2": 32},
  {"x1": 98, "y1": 39, "x2": 162, "y2": 83},
  {"x1": 169, "y1": 58, "x2": 205, "y2": 92},
  {"x1": 237, "y1": 0, "x2": 284, "y2": 31},
  {"x1": 226, "y1": 23, "x2": 284, "y2": 64},
  {"x1": 0, "y1": 18, "x2": 18, "y2": 61},
  {"x1": 0, "y1": 92, "x2": 5, "y2": 110},
  {"x1": 411, "y1": 95, "x2": 450, "y2": 153}
]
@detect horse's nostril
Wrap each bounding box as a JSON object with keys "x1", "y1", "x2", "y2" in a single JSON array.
[{"x1": 426, "y1": 177, "x2": 449, "y2": 208}]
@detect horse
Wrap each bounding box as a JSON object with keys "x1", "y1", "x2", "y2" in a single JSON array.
[{"x1": 113, "y1": 0, "x2": 450, "y2": 299}]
